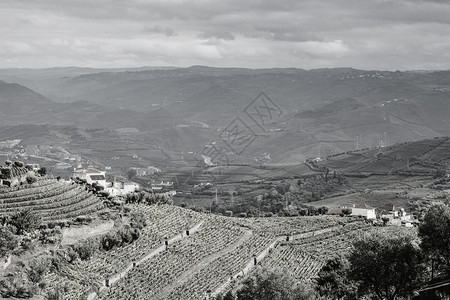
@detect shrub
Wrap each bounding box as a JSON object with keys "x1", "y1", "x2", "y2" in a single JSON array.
[
  {"x1": 27, "y1": 257, "x2": 50, "y2": 283},
  {"x1": 9, "y1": 209, "x2": 42, "y2": 235},
  {"x1": 14, "y1": 161, "x2": 24, "y2": 168},
  {"x1": 73, "y1": 239, "x2": 97, "y2": 261},
  {"x1": 26, "y1": 175, "x2": 37, "y2": 184},
  {"x1": 130, "y1": 212, "x2": 146, "y2": 230},
  {"x1": 0, "y1": 227, "x2": 19, "y2": 258}
]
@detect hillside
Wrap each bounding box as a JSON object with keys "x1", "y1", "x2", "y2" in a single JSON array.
[
  {"x1": 1, "y1": 67, "x2": 450, "y2": 166},
  {"x1": 36, "y1": 204, "x2": 410, "y2": 300},
  {"x1": 318, "y1": 137, "x2": 450, "y2": 175},
  {"x1": 0, "y1": 163, "x2": 104, "y2": 221},
  {"x1": 0, "y1": 80, "x2": 143, "y2": 129}
]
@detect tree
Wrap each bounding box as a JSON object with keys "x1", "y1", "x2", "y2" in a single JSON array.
[
  {"x1": 27, "y1": 256, "x2": 50, "y2": 283},
  {"x1": 348, "y1": 236, "x2": 425, "y2": 300},
  {"x1": 26, "y1": 174, "x2": 37, "y2": 184},
  {"x1": 0, "y1": 227, "x2": 19, "y2": 258},
  {"x1": 37, "y1": 166, "x2": 46, "y2": 176},
  {"x1": 317, "y1": 206, "x2": 329, "y2": 215},
  {"x1": 9, "y1": 209, "x2": 42, "y2": 235},
  {"x1": 341, "y1": 208, "x2": 352, "y2": 216},
  {"x1": 235, "y1": 266, "x2": 314, "y2": 300},
  {"x1": 316, "y1": 255, "x2": 357, "y2": 299},
  {"x1": 73, "y1": 239, "x2": 97, "y2": 260},
  {"x1": 418, "y1": 203, "x2": 450, "y2": 279}
]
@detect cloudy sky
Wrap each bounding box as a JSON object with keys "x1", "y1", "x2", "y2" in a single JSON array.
[{"x1": 1, "y1": 0, "x2": 450, "y2": 70}]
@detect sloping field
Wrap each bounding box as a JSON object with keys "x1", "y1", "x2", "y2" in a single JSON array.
[
  {"x1": 320, "y1": 137, "x2": 450, "y2": 176},
  {"x1": 43, "y1": 204, "x2": 366, "y2": 300},
  {"x1": 0, "y1": 177, "x2": 104, "y2": 221}
]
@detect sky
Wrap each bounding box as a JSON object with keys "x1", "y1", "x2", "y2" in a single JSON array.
[{"x1": 1, "y1": 0, "x2": 450, "y2": 70}]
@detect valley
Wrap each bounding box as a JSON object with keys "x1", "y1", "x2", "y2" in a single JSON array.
[{"x1": 1, "y1": 66, "x2": 450, "y2": 299}]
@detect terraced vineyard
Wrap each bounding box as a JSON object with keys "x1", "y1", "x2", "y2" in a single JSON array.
[
  {"x1": 0, "y1": 177, "x2": 104, "y2": 221},
  {"x1": 45, "y1": 204, "x2": 209, "y2": 299},
  {"x1": 41, "y1": 203, "x2": 367, "y2": 300},
  {"x1": 0, "y1": 163, "x2": 423, "y2": 300},
  {"x1": 321, "y1": 137, "x2": 450, "y2": 176},
  {"x1": 261, "y1": 221, "x2": 417, "y2": 282}
]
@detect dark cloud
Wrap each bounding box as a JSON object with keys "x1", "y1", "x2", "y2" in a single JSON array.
[{"x1": 0, "y1": 0, "x2": 450, "y2": 69}]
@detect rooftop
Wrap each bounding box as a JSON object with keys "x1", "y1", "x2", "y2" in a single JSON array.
[{"x1": 89, "y1": 175, "x2": 106, "y2": 181}]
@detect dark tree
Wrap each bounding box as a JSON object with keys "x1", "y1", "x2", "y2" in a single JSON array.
[
  {"x1": 341, "y1": 208, "x2": 352, "y2": 216},
  {"x1": 418, "y1": 203, "x2": 450, "y2": 279},
  {"x1": 349, "y1": 236, "x2": 425, "y2": 300},
  {"x1": 26, "y1": 175, "x2": 37, "y2": 184},
  {"x1": 235, "y1": 267, "x2": 314, "y2": 300},
  {"x1": 37, "y1": 167, "x2": 47, "y2": 176},
  {"x1": 0, "y1": 227, "x2": 19, "y2": 258},
  {"x1": 316, "y1": 255, "x2": 357, "y2": 299},
  {"x1": 9, "y1": 209, "x2": 42, "y2": 235}
]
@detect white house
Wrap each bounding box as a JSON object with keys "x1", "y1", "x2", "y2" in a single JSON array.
[
  {"x1": 105, "y1": 178, "x2": 140, "y2": 196},
  {"x1": 351, "y1": 204, "x2": 376, "y2": 219},
  {"x1": 72, "y1": 168, "x2": 107, "y2": 188}
]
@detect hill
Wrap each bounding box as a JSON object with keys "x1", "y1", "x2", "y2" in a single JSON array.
[
  {"x1": 0, "y1": 80, "x2": 144, "y2": 129},
  {"x1": 2, "y1": 66, "x2": 450, "y2": 165},
  {"x1": 0, "y1": 162, "x2": 104, "y2": 221},
  {"x1": 38, "y1": 204, "x2": 415, "y2": 300}
]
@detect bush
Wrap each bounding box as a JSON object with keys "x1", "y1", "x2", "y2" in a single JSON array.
[
  {"x1": 73, "y1": 239, "x2": 97, "y2": 261},
  {"x1": 130, "y1": 212, "x2": 146, "y2": 230},
  {"x1": 238, "y1": 212, "x2": 247, "y2": 218},
  {"x1": 65, "y1": 247, "x2": 79, "y2": 263},
  {"x1": 26, "y1": 175, "x2": 37, "y2": 184},
  {"x1": 37, "y1": 167, "x2": 46, "y2": 176},
  {"x1": 101, "y1": 232, "x2": 122, "y2": 251},
  {"x1": 27, "y1": 257, "x2": 50, "y2": 284},
  {"x1": 14, "y1": 161, "x2": 24, "y2": 168},
  {"x1": 0, "y1": 274, "x2": 37, "y2": 298},
  {"x1": 0, "y1": 227, "x2": 19, "y2": 258},
  {"x1": 20, "y1": 236, "x2": 34, "y2": 252},
  {"x1": 9, "y1": 209, "x2": 42, "y2": 235}
]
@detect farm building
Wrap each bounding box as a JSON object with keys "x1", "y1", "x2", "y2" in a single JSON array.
[
  {"x1": 72, "y1": 168, "x2": 107, "y2": 188},
  {"x1": 351, "y1": 204, "x2": 376, "y2": 219},
  {"x1": 106, "y1": 178, "x2": 140, "y2": 196},
  {"x1": 378, "y1": 205, "x2": 411, "y2": 221}
]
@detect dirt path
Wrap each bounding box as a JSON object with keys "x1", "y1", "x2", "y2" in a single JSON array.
[
  {"x1": 61, "y1": 219, "x2": 115, "y2": 246},
  {"x1": 154, "y1": 229, "x2": 253, "y2": 300}
]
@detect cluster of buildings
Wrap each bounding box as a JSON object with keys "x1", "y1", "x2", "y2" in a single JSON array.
[
  {"x1": 329, "y1": 204, "x2": 414, "y2": 226},
  {"x1": 72, "y1": 168, "x2": 140, "y2": 196}
]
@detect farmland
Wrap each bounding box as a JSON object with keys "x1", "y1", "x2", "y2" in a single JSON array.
[
  {"x1": 1, "y1": 137, "x2": 448, "y2": 300},
  {"x1": 0, "y1": 176, "x2": 104, "y2": 221},
  {"x1": 39, "y1": 203, "x2": 397, "y2": 300}
]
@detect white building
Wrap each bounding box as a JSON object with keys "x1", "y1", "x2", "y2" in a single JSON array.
[
  {"x1": 351, "y1": 204, "x2": 376, "y2": 219},
  {"x1": 72, "y1": 168, "x2": 107, "y2": 188},
  {"x1": 105, "y1": 179, "x2": 140, "y2": 196}
]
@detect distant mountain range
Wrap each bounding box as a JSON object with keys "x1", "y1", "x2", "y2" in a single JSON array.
[{"x1": 1, "y1": 66, "x2": 450, "y2": 164}]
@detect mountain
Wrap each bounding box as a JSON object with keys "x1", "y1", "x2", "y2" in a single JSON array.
[
  {"x1": 0, "y1": 80, "x2": 55, "y2": 126},
  {"x1": 1, "y1": 67, "x2": 450, "y2": 165},
  {"x1": 0, "y1": 79, "x2": 144, "y2": 128}
]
